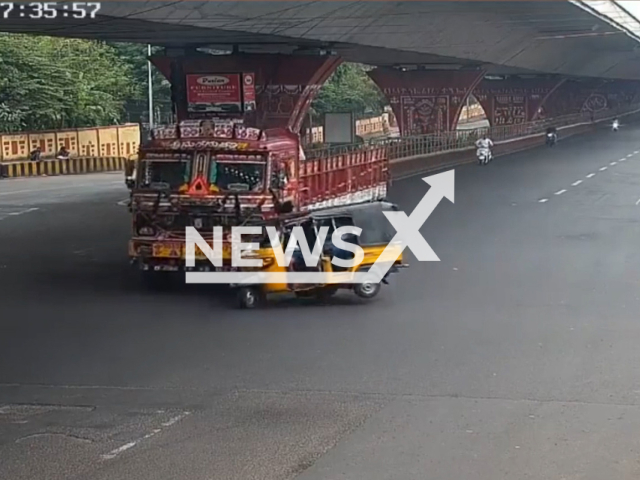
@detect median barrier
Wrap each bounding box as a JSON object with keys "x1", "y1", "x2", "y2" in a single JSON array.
[{"x1": 1, "y1": 156, "x2": 126, "y2": 178}]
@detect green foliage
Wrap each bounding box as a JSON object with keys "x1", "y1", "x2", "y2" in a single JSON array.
[
  {"x1": 0, "y1": 34, "x2": 136, "y2": 132},
  {"x1": 312, "y1": 63, "x2": 386, "y2": 119},
  {"x1": 108, "y1": 43, "x2": 172, "y2": 123}
]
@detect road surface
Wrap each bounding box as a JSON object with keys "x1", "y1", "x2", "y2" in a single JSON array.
[{"x1": 2, "y1": 126, "x2": 640, "y2": 479}]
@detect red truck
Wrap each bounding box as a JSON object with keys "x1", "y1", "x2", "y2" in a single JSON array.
[{"x1": 127, "y1": 121, "x2": 389, "y2": 278}]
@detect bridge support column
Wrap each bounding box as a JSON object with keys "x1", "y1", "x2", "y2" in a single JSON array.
[
  {"x1": 472, "y1": 77, "x2": 565, "y2": 125},
  {"x1": 368, "y1": 68, "x2": 485, "y2": 136},
  {"x1": 150, "y1": 54, "x2": 342, "y2": 133}
]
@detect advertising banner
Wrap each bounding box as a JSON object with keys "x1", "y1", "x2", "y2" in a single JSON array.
[
  {"x1": 187, "y1": 74, "x2": 242, "y2": 114},
  {"x1": 242, "y1": 73, "x2": 256, "y2": 112}
]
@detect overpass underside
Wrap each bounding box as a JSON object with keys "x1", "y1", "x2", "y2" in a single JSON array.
[{"x1": 3, "y1": 1, "x2": 640, "y2": 135}]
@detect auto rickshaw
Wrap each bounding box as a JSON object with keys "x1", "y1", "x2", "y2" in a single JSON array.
[{"x1": 232, "y1": 201, "x2": 407, "y2": 308}]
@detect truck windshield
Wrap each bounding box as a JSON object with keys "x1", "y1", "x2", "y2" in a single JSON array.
[
  {"x1": 139, "y1": 160, "x2": 190, "y2": 191},
  {"x1": 210, "y1": 161, "x2": 265, "y2": 193}
]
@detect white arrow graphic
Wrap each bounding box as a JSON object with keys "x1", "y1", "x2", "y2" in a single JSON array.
[
  {"x1": 186, "y1": 170, "x2": 455, "y2": 284},
  {"x1": 353, "y1": 169, "x2": 454, "y2": 283}
]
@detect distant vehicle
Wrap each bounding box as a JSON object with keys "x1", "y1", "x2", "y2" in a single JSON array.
[
  {"x1": 546, "y1": 127, "x2": 557, "y2": 147},
  {"x1": 612, "y1": 119, "x2": 620, "y2": 132}
]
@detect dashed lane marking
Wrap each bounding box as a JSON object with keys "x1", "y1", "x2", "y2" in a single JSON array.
[
  {"x1": 636, "y1": 198, "x2": 640, "y2": 206},
  {"x1": 538, "y1": 198, "x2": 549, "y2": 203},
  {"x1": 628, "y1": 153, "x2": 634, "y2": 158},
  {"x1": 571, "y1": 180, "x2": 583, "y2": 186},
  {"x1": 4, "y1": 207, "x2": 39, "y2": 218},
  {"x1": 635, "y1": 150, "x2": 639, "y2": 154},
  {"x1": 554, "y1": 189, "x2": 567, "y2": 196},
  {"x1": 586, "y1": 173, "x2": 596, "y2": 178},
  {"x1": 610, "y1": 161, "x2": 618, "y2": 166},
  {"x1": 599, "y1": 167, "x2": 608, "y2": 171},
  {"x1": 100, "y1": 411, "x2": 191, "y2": 461}
]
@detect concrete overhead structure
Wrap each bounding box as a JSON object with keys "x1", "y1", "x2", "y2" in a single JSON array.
[{"x1": 5, "y1": 1, "x2": 640, "y2": 135}]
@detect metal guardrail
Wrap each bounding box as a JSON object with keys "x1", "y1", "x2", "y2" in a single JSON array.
[{"x1": 304, "y1": 107, "x2": 640, "y2": 161}]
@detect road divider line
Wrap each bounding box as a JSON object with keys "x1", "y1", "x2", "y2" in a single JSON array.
[
  {"x1": 628, "y1": 153, "x2": 634, "y2": 158},
  {"x1": 599, "y1": 167, "x2": 608, "y2": 171},
  {"x1": 538, "y1": 198, "x2": 549, "y2": 203},
  {"x1": 100, "y1": 411, "x2": 190, "y2": 461},
  {"x1": 586, "y1": 173, "x2": 596, "y2": 178},
  {"x1": 7, "y1": 207, "x2": 39, "y2": 216},
  {"x1": 610, "y1": 161, "x2": 617, "y2": 165},
  {"x1": 571, "y1": 180, "x2": 582, "y2": 186},
  {"x1": 636, "y1": 198, "x2": 640, "y2": 206},
  {"x1": 634, "y1": 150, "x2": 639, "y2": 154},
  {"x1": 554, "y1": 189, "x2": 567, "y2": 196},
  {"x1": 620, "y1": 158, "x2": 626, "y2": 162}
]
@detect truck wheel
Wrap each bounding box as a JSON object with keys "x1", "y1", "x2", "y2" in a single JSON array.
[
  {"x1": 354, "y1": 281, "x2": 381, "y2": 300},
  {"x1": 237, "y1": 287, "x2": 261, "y2": 309}
]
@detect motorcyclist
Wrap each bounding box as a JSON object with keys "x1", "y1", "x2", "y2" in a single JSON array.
[
  {"x1": 612, "y1": 118, "x2": 620, "y2": 131},
  {"x1": 476, "y1": 133, "x2": 493, "y2": 163},
  {"x1": 546, "y1": 126, "x2": 558, "y2": 145},
  {"x1": 475, "y1": 134, "x2": 493, "y2": 150}
]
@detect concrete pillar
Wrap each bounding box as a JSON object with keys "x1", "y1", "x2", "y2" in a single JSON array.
[
  {"x1": 472, "y1": 77, "x2": 566, "y2": 125},
  {"x1": 368, "y1": 68, "x2": 485, "y2": 136},
  {"x1": 150, "y1": 54, "x2": 342, "y2": 133}
]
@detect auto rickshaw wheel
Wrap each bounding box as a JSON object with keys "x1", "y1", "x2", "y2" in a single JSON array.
[
  {"x1": 353, "y1": 281, "x2": 381, "y2": 299},
  {"x1": 237, "y1": 286, "x2": 262, "y2": 309}
]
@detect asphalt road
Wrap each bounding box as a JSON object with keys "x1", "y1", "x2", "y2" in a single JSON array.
[{"x1": 2, "y1": 125, "x2": 640, "y2": 479}]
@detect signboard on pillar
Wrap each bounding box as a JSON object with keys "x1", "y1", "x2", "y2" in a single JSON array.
[
  {"x1": 492, "y1": 95, "x2": 527, "y2": 125},
  {"x1": 186, "y1": 74, "x2": 243, "y2": 114},
  {"x1": 401, "y1": 96, "x2": 449, "y2": 135},
  {"x1": 243, "y1": 73, "x2": 256, "y2": 112}
]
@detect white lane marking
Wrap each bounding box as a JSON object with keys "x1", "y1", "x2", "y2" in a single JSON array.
[
  {"x1": 101, "y1": 442, "x2": 137, "y2": 460},
  {"x1": 571, "y1": 180, "x2": 583, "y2": 186},
  {"x1": 554, "y1": 189, "x2": 567, "y2": 196},
  {"x1": 100, "y1": 411, "x2": 190, "y2": 461},
  {"x1": 7, "y1": 207, "x2": 39, "y2": 216},
  {"x1": 117, "y1": 198, "x2": 129, "y2": 206},
  {"x1": 161, "y1": 412, "x2": 191, "y2": 427},
  {"x1": 586, "y1": 173, "x2": 596, "y2": 178},
  {"x1": 0, "y1": 181, "x2": 122, "y2": 197},
  {"x1": 538, "y1": 198, "x2": 549, "y2": 203},
  {"x1": 620, "y1": 158, "x2": 626, "y2": 162},
  {"x1": 599, "y1": 167, "x2": 608, "y2": 171},
  {"x1": 635, "y1": 150, "x2": 639, "y2": 154},
  {"x1": 636, "y1": 198, "x2": 640, "y2": 206},
  {"x1": 610, "y1": 161, "x2": 617, "y2": 166},
  {"x1": 628, "y1": 153, "x2": 634, "y2": 158}
]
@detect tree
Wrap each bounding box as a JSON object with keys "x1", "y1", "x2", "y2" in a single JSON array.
[
  {"x1": 312, "y1": 63, "x2": 387, "y2": 119},
  {"x1": 108, "y1": 43, "x2": 172, "y2": 124},
  {"x1": 0, "y1": 34, "x2": 136, "y2": 132}
]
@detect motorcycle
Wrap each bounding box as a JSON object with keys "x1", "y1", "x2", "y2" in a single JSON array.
[
  {"x1": 477, "y1": 147, "x2": 492, "y2": 165},
  {"x1": 546, "y1": 132, "x2": 557, "y2": 147},
  {"x1": 612, "y1": 120, "x2": 620, "y2": 132}
]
